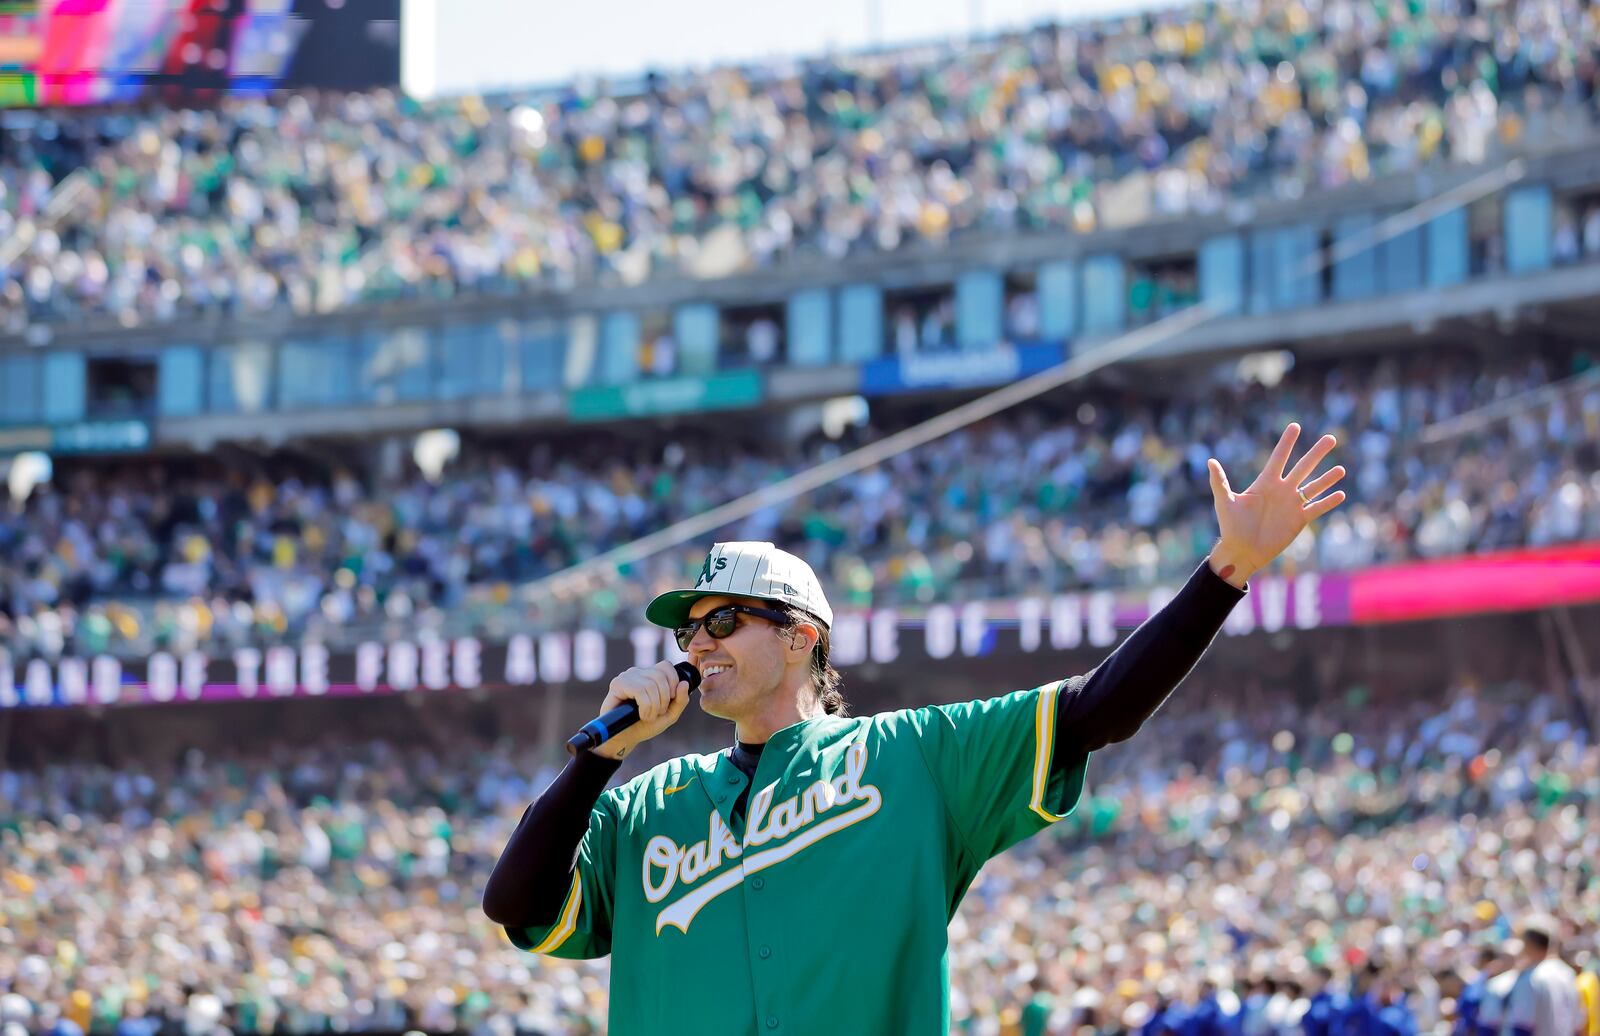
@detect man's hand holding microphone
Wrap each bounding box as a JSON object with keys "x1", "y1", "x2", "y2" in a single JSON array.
[{"x1": 568, "y1": 661, "x2": 699, "y2": 760}]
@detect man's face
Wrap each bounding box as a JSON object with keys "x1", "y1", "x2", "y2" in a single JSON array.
[
  {"x1": 683, "y1": 595, "x2": 792, "y2": 722},
  {"x1": 1516, "y1": 935, "x2": 1547, "y2": 968}
]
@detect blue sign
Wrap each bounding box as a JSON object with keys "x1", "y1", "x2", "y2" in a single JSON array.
[
  {"x1": 0, "y1": 419, "x2": 151, "y2": 456},
  {"x1": 858, "y1": 342, "x2": 1064, "y2": 397}
]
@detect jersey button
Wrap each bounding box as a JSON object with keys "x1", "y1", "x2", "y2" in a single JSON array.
[
  {"x1": 766, "y1": 1017, "x2": 779, "y2": 1029},
  {"x1": 759, "y1": 946, "x2": 771, "y2": 959},
  {"x1": 727, "y1": 775, "x2": 740, "y2": 784},
  {"x1": 715, "y1": 793, "x2": 727, "y2": 804},
  {"x1": 751, "y1": 877, "x2": 765, "y2": 891}
]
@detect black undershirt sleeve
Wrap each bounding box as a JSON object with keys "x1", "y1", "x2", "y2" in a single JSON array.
[
  {"x1": 1052, "y1": 558, "x2": 1246, "y2": 760},
  {"x1": 483, "y1": 560, "x2": 1241, "y2": 928},
  {"x1": 481, "y1": 750, "x2": 623, "y2": 929}
]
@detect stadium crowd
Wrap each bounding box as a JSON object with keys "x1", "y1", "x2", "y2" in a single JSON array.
[
  {"x1": 5, "y1": 2, "x2": 1600, "y2": 1035},
  {"x1": 3, "y1": 0, "x2": 1599, "y2": 328},
  {"x1": 3, "y1": 345, "x2": 1598, "y2": 659},
  {"x1": 0, "y1": 659, "x2": 1596, "y2": 1035}
]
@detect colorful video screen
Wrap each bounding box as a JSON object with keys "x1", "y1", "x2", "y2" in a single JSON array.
[{"x1": 0, "y1": 0, "x2": 400, "y2": 107}]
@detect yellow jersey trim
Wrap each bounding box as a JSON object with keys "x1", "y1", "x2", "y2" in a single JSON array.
[
  {"x1": 1029, "y1": 681, "x2": 1070, "y2": 824},
  {"x1": 526, "y1": 868, "x2": 583, "y2": 954}
]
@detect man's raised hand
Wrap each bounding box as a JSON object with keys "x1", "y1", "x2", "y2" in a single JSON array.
[{"x1": 1206, "y1": 422, "x2": 1347, "y2": 587}]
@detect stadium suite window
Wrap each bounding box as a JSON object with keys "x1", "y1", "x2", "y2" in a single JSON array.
[
  {"x1": 517, "y1": 319, "x2": 567, "y2": 393},
  {"x1": 358, "y1": 328, "x2": 434, "y2": 404},
  {"x1": 436, "y1": 323, "x2": 511, "y2": 401},
  {"x1": 884, "y1": 283, "x2": 956, "y2": 357},
  {"x1": 1126, "y1": 253, "x2": 1198, "y2": 326},
  {"x1": 1584, "y1": 198, "x2": 1600, "y2": 257},
  {"x1": 0, "y1": 353, "x2": 42, "y2": 424},
  {"x1": 1326, "y1": 214, "x2": 1394, "y2": 301},
  {"x1": 1003, "y1": 272, "x2": 1040, "y2": 342},
  {"x1": 85, "y1": 356, "x2": 157, "y2": 419},
  {"x1": 719, "y1": 303, "x2": 785, "y2": 368},
  {"x1": 279, "y1": 338, "x2": 359, "y2": 409},
  {"x1": 636, "y1": 311, "x2": 677, "y2": 379},
  {"x1": 597, "y1": 312, "x2": 640, "y2": 385},
  {"x1": 207, "y1": 342, "x2": 273, "y2": 414},
  {"x1": 1552, "y1": 189, "x2": 1600, "y2": 264},
  {"x1": 1467, "y1": 195, "x2": 1504, "y2": 278}
]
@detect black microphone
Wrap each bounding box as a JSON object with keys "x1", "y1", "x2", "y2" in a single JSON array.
[{"x1": 565, "y1": 662, "x2": 702, "y2": 757}]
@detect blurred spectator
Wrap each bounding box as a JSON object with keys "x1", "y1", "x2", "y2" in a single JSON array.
[
  {"x1": 1503, "y1": 917, "x2": 1582, "y2": 1036},
  {"x1": 2, "y1": 0, "x2": 1599, "y2": 329},
  {"x1": 4, "y1": 346, "x2": 1598, "y2": 659},
  {"x1": 1, "y1": 660, "x2": 1596, "y2": 1034}
]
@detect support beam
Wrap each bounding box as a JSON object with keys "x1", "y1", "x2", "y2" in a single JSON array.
[{"x1": 1550, "y1": 606, "x2": 1598, "y2": 737}]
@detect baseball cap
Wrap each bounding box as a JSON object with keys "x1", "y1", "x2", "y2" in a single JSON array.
[
  {"x1": 1517, "y1": 913, "x2": 1559, "y2": 947},
  {"x1": 646, "y1": 541, "x2": 833, "y2": 630}
]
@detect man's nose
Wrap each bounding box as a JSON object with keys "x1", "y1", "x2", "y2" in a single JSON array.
[{"x1": 687, "y1": 623, "x2": 718, "y2": 656}]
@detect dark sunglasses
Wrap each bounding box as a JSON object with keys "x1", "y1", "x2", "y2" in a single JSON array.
[{"x1": 675, "y1": 603, "x2": 791, "y2": 651}]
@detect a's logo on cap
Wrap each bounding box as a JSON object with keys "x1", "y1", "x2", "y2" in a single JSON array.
[
  {"x1": 695, "y1": 554, "x2": 728, "y2": 588},
  {"x1": 782, "y1": 584, "x2": 796, "y2": 596}
]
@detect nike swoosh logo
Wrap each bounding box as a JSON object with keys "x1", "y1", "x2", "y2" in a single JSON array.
[{"x1": 663, "y1": 780, "x2": 696, "y2": 796}]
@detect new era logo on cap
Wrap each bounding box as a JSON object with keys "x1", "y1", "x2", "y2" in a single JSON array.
[{"x1": 646, "y1": 541, "x2": 834, "y2": 630}]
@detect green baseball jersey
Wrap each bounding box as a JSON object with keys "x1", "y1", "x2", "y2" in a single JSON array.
[{"x1": 506, "y1": 679, "x2": 1089, "y2": 1035}]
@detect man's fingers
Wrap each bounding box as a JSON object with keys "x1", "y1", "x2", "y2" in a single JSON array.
[
  {"x1": 1298, "y1": 464, "x2": 1347, "y2": 502},
  {"x1": 1286, "y1": 433, "x2": 1339, "y2": 488},
  {"x1": 635, "y1": 683, "x2": 658, "y2": 722},
  {"x1": 649, "y1": 680, "x2": 690, "y2": 724},
  {"x1": 652, "y1": 674, "x2": 675, "y2": 720},
  {"x1": 1264, "y1": 423, "x2": 1301, "y2": 481},
  {"x1": 1207, "y1": 458, "x2": 1230, "y2": 497},
  {"x1": 1304, "y1": 490, "x2": 1347, "y2": 520},
  {"x1": 639, "y1": 675, "x2": 667, "y2": 722},
  {"x1": 623, "y1": 663, "x2": 691, "y2": 725}
]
